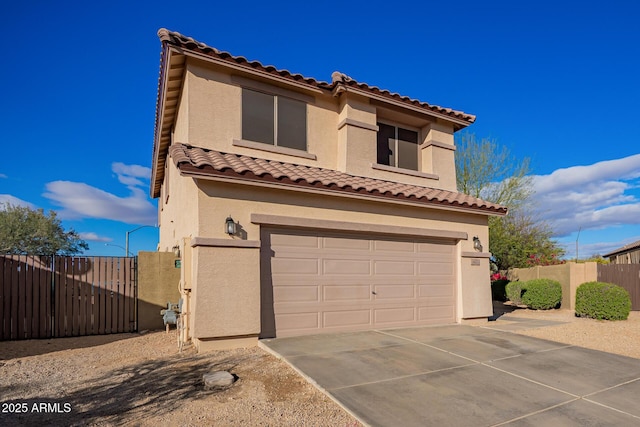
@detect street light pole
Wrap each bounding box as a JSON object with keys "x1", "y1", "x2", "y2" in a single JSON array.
[{"x1": 125, "y1": 225, "x2": 156, "y2": 257}]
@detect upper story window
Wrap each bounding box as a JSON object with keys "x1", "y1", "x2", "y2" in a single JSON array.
[
  {"x1": 376, "y1": 122, "x2": 419, "y2": 171},
  {"x1": 242, "y1": 88, "x2": 307, "y2": 151}
]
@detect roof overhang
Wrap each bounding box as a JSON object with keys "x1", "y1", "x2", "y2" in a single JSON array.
[
  {"x1": 151, "y1": 45, "x2": 186, "y2": 198},
  {"x1": 151, "y1": 29, "x2": 478, "y2": 199},
  {"x1": 332, "y1": 84, "x2": 474, "y2": 130},
  {"x1": 180, "y1": 166, "x2": 507, "y2": 217}
]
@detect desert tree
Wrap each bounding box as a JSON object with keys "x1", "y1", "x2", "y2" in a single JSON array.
[
  {"x1": 0, "y1": 203, "x2": 89, "y2": 255},
  {"x1": 455, "y1": 133, "x2": 564, "y2": 270}
]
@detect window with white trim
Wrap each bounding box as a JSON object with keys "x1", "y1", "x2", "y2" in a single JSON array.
[
  {"x1": 376, "y1": 122, "x2": 419, "y2": 171},
  {"x1": 242, "y1": 88, "x2": 307, "y2": 151}
]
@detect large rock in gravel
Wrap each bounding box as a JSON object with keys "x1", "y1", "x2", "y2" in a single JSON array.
[{"x1": 203, "y1": 371, "x2": 235, "y2": 389}]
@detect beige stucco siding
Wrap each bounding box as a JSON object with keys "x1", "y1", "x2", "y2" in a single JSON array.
[
  {"x1": 188, "y1": 180, "x2": 492, "y2": 327},
  {"x1": 185, "y1": 62, "x2": 240, "y2": 151},
  {"x1": 196, "y1": 180, "x2": 489, "y2": 251},
  {"x1": 190, "y1": 244, "x2": 260, "y2": 340},
  {"x1": 158, "y1": 161, "x2": 199, "y2": 252},
  {"x1": 174, "y1": 57, "x2": 461, "y2": 191}
]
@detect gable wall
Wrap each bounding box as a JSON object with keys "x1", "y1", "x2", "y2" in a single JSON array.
[{"x1": 177, "y1": 58, "x2": 460, "y2": 191}]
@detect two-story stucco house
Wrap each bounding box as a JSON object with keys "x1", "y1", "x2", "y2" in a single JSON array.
[{"x1": 151, "y1": 29, "x2": 507, "y2": 351}]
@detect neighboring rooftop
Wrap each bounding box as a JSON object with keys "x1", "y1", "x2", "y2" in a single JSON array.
[
  {"x1": 169, "y1": 143, "x2": 508, "y2": 216},
  {"x1": 603, "y1": 239, "x2": 640, "y2": 257}
]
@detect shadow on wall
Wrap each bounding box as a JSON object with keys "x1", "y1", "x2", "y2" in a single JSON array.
[{"x1": 137, "y1": 252, "x2": 181, "y2": 331}]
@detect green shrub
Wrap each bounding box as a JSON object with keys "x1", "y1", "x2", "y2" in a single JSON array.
[
  {"x1": 491, "y1": 279, "x2": 509, "y2": 301},
  {"x1": 575, "y1": 282, "x2": 631, "y2": 320},
  {"x1": 521, "y1": 278, "x2": 562, "y2": 310},
  {"x1": 505, "y1": 281, "x2": 526, "y2": 305}
]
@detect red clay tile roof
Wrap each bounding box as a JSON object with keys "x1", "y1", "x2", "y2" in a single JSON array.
[
  {"x1": 156, "y1": 29, "x2": 476, "y2": 124},
  {"x1": 152, "y1": 28, "x2": 477, "y2": 199},
  {"x1": 170, "y1": 143, "x2": 507, "y2": 215},
  {"x1": 603, "y1": 239, "x2": 640, "y2": 258}
]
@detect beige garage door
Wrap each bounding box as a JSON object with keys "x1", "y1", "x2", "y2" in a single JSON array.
[{"x1": 260, "y1": 228, "x2": 457, "y2": 338}]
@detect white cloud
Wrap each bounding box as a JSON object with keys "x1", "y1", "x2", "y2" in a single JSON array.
[
  {"x1": 0, "y1": 173, "x2": 7, "y2": 179},
  {"x1": 112, "y1": 162, "x2": 152, "y2": 188},
  {"x1": 532, "y1": 154, "x2": 640, "y2": 236},
  {"x1": 0, "y1": 194, "x2": 36, "y2": 209},
  {"x1": 79, "y1": 232, "x2": 112, "y2": 242},
  {"x1": 43, "y1": 163, "x2": 156, "y2": 225}
]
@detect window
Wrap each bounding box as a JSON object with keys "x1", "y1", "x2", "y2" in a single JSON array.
[
  {"x1": 242, "y1": 88, "x2": 307, "y2": 151},
  {"x1": 377, "y1": 122, "x2": 419, "y2": 170}
]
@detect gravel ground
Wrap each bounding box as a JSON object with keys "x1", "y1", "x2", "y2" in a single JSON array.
[
  {"x1": 0, "y1": 332, "x2": 362, "y2": 426},
  {"x1": 1, "y1": 308, "x2": 638, "y2": 426},
  {"x1": 496, "y1": 305, "x2": 640, "y2": 359}
]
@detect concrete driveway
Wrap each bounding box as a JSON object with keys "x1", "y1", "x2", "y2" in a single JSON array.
[{"x1": 261, "y1": 319, "x2": 640, "y2": 426}]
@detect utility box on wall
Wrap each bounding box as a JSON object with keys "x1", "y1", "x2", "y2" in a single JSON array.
[{"x1": 138, "y1": 251, "x2": 181, "y2": 331}]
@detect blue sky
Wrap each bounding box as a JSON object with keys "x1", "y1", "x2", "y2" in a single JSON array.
[{"x1": 1, "y1": 0, "x2": 639, "y2": 258}]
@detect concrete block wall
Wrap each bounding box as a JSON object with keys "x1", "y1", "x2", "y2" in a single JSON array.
[
  {"x1": 510, "y1": 262, "x2": 598, "y2": 310},
  {"x1": 137, "y1": 251, "x2": 181, "y2": 331}
]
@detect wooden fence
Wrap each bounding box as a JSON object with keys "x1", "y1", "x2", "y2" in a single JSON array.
[
  {"x1": 598, "y1": 264, "x2": 640, "y2": 310},
  {"x1": 0, "y1": 255, "x2": 137, "y2": 341}
]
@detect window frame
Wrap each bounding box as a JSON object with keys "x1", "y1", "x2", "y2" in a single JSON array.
[
  {"x1": 376, "y1": 120, "x2": 421, "y2": 171},
  {"x1": 241, "y1": 88, "x2": 308, "y2": 152}
]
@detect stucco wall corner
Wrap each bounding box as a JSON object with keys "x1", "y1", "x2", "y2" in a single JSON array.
[
  {"x1": 459, "y1": 256, "x2": 493, "y2": 319},
  {"x1": 190, "y1": 246, "x2": 261, "y2": 339}
]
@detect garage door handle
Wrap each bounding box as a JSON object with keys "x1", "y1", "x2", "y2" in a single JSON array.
[{"x1": 372, "y1": 291, "x2": 377, "y2": 295}]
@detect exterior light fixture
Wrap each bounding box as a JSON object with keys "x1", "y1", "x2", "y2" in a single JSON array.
[
  {"x1": 172, "y1": 245, "x2": 181, "y2": 258},
  {"x1": 225, "y1": 216, "x2": 237, "y2": 235},
  {"x1": 473, "y1": 236, "x2": 483, "y2": 252}
]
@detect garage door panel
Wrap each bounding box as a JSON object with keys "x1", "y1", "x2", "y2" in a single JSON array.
[
  {"x1": 263, "y1": 228, "x2": 457, "y2": 337},
  {"x1": 428, "y1": 296, "x2": 455, "y2": 307},
  {"x1": 273, "y1": 286, "x2": 319, "y2": 303},
  {"x1": 323, "y1": 237, "x2": 371, "y2": 251},
  {"x1": 323, "y1": 285, "x2": 371, "y2": 302},
  {"x1": 418, "y1": 305, "x2": 455, "y2": 321},
  {"x1": 323, "y1": 259, "x2": 371, "y2": 275},
  {"x1": 276, "y1": 312, "x2": 319, "y2": 331},
  {"x1": 272, "y1": 258, "x2": 318, "y2": 275},
  {"x1": 374, "y1": 307, "x2": 416, "y2": 324},
  {"x1": 323, "y1": 310, "x2": 371, "y2": 328},
  {"x1": 418, "y1": 262, "x2": 454, "y2": 276},
  {"x1": 270, "y1": 233, "x2": 319, "y2": 248},
  {"x1": 373, "y1": 284, "x2": 415, "y2": 299},
  {"x1": 418, "y1": 283, "x2": 454, "y2": 297},
  {"x1": 373, "y1": 240, "x2": 415, "y2": 252},
  {"x1": 417, "y1": 242, "x2": 455, "y2": 254},
  {"x1": 374, "y1": 260, "x2": 415, "y2": 275},
  {"x1": 416, "y1": 252, "x2": 454, "y2": 263}
]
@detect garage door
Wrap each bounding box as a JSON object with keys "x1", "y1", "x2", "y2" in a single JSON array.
[{"x1": 260, "y1": 228, "x2": 457, "y2": 338}]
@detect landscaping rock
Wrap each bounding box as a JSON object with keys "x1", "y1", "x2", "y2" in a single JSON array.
[{"x1": 203, "y1": 371, "x2": 235, "y2": 389}]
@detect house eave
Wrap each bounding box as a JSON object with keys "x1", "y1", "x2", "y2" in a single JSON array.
[
  {"x1": 332, "y1": 84, "x2": 474, "y2": 130},
  {"x1": 178, "y1": 167, "x2": 507, "y2": 217}
]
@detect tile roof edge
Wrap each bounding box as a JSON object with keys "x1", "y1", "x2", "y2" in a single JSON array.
[
  {"x1": 168, "y1": 143, "x2": 507, "y2": 216},
  {"x1": 603, "y1": 239, "x2": 640, "y2": 257},
  {"x1": 156, "y1": 29, "x2": 475, "y2": 123}
]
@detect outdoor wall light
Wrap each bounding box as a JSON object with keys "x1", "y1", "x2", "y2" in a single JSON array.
[
  {"x1": 172, "y1": 245, "x2": 181, "y2": 258},
  {"x1": 473, "y1": 236, "x2": 483, "y2": 252},
  {"x1": 225, "y1": 216, "x2": 237, "y2": 235}
]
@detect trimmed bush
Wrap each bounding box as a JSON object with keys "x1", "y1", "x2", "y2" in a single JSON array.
[
  {"x1": 521, "y1": 278, "x2": 562, "y2": 310},
  {"x1": 491, "y1": 279, "x2": 509, "y2": 302},
  {"x1": 505, "y1": 281, "x2": 526, "y2": 305},
  {"x1": 575, "y1": 281, "x2": 631, "y2": 320}
]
